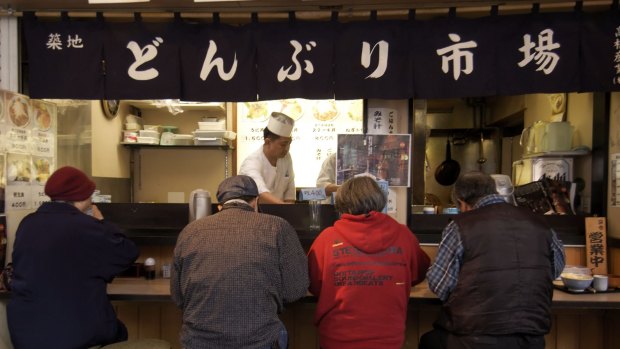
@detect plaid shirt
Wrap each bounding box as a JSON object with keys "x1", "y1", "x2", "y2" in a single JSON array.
[
  {"x1": 427, "y1": 194, "x2": 566, "y2": 302},
  {"x1": 171, "y1": 202, "x2": 309, "y2": 349}
]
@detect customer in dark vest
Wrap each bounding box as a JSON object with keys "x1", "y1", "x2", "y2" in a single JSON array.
[
  {"x1": 7, "y1": 166, "x2": 139, "y2": 349},
  {"x1": 419, "y1": 171, "x2": 565, "y2": 349}
]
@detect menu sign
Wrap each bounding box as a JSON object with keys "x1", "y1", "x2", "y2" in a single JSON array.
[
  {"x1": 0, "y1": 90, "x2": 57, "y2": 211},
  {"x1": 585, "y1": 217, "x2": 608, "y2": 275},
  {"x1": 237, "y1": 99, "x2": 363, "y2": 188}
]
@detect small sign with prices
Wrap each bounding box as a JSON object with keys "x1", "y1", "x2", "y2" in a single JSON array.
[
  {"x1": 299, "y1": 188, "x2": 327, "y2": 201},
  {"x1": 585, "y1": 217, "x2": 608, "y2": 275}
]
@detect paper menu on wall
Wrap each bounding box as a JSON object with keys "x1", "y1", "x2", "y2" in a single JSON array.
[{"x1": 0, "y1": 90, "x2": 57, "y2": 211}]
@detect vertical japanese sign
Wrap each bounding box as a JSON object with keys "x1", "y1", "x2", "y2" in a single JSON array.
[
  {"x1": 237, "y1": 99, "x2": 363, "y2": 188},
  {"x1": 585, "y1": 216, "x2": 608, "y2": 275},
  {"x1": 367, "y1": 108, "x2": 397, "y2": 134},
  {"x1": 1, "y1": 90, "x2": 56, "y2": 211},
  {"x1": 611, "y1": 153, "x2": 620, "y2": 207}
]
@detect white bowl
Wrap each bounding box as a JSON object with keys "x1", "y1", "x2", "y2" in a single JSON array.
[
  {"x1": 562, "y1": 265, "x2": 592, "y2": 276},
  {"x1": 561, "y1": 273, "x2": 593, "y2": 292}
]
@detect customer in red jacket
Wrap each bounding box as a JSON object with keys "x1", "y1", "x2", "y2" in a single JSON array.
[{"x1": 308, "y1": 176, "x2": 430, "y2": 349}]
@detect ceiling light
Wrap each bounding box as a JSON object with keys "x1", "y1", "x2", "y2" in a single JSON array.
[{"x1": 88, "y1": 0, "x2": 150, "y2": 4}]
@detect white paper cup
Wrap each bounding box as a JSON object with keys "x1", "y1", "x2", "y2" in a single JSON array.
[{"x1": 593, "y1": 275, "x2": 608, "y2": 292}]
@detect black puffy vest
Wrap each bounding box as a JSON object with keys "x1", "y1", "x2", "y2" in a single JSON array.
[{"x1": 439, "y1": 202, "x2": 554, "y2": 336}]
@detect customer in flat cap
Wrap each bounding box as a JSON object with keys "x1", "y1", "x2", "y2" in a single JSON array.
[
  {"x1": 7, "y1": 166, "x2": 139, "y2": 349},
  {"x1": 239, "y1": 112, "x2": 296, "y2": 204},
  {"x1": 171, "y1": 175, "x2": 309, "y2": 349}
]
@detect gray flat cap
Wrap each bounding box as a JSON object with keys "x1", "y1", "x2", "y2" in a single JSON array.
[{"x1": 216, "y1": 175, "x2": 259, "y2": 203}]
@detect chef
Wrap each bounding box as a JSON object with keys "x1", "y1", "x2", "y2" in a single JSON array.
[
  {"x1": 316, "y1": 153, "x2": 339, "y2": 204},
  {"x1": 239, "y1": 112, "x2": 296, "y2": 204}
]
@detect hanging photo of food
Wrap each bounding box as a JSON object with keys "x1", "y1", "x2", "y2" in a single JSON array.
[
  {"x1": 242, "y1": 101, "x2": 270, "y2": 121},
  {"x1": 32, "y1": 100, "x2": 54, "y2": 131},
  {"x1": 8, "y1": 95, "x2": 31, "y2": 128},
  {"x1": 345, "y1": 100, "x2": 364, "y2": 121},
  {"x1": 312, "y1": 100, "x2": 339, "y2": 122},
  {"x1": 7, "y1": 153, "x2": 31, "y2": 183},
  {"x1": 33, "y1": 157, "x2": 52, "y2": 184},
  {"x1": 280, "y1": 99, "x2": 304, "y2": 121}
]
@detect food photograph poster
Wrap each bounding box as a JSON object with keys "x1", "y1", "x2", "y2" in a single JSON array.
[
  {"x1": 337, "y1": 134, "x2": 411, "y2": 187},
  {"x1": 236, "y1": 99, "x2": 363, "y2": 188},
  {"x1": 0, "y1": 89, "x2": 56, "y2": 211}
]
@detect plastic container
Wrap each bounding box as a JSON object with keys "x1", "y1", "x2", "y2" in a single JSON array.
[
  {"x1": 143, "y1": 125, "x2": 162, "y2": 133},
  {"x1": 136, "y1": 136, "x2": 159, "y2": 145},
  {"x1": 123, "y1": 131, "x2": 138, "y2": 143},
  {"x1": 160, "y1": 132, "x2": 175, "y2": 145},
  {"x1": 194, "y1": 137, "x2": 226, "y2": 146},
  {"x1": 139, "y1": 129, "x2": 160, "y2": 139},
  {"x1": 198, "y1": 119, "x2": 226, "y2": 131},
  {"x1": 193, "y1": 130, "x2": 227, "y2": 138},
  {"x1": 125, "y1": 122, "x2": 141, "y2": 131},
  {"x1": 173, "y1": 134, "x2": 193, "y2": 146}
]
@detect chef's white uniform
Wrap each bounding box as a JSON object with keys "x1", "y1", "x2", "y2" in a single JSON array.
[
  {"x1": 239, "y1": 146, "x2": 296, "y2": 202},
  {"x1": 316, "y1": 153, "x2": 336, "y2": 204}
]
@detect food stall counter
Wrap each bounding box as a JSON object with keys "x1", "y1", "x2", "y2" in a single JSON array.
[{"x1": 105, "y1": 278, "x2": 620, "y2": 309}]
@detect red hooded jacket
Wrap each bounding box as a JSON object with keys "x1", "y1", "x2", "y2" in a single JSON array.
[{"x1": 308, "y1": 211, "x2": 430, "y2": 349}]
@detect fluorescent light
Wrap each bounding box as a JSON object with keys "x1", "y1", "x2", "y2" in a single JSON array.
[{"x1": 88, "y1": 0, "x2": 150, "y2": 4}]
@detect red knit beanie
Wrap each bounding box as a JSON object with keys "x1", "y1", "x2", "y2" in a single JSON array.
[{"x1": 44, "y1": 166, "x2": 96, "y2": 201}]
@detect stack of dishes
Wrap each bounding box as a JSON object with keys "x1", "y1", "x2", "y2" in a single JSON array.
[
  {"x1": 192, "y1": 130, "x2": 236, "y2": 146},
  {"x1": 198, "y1": 117, "x2": 225, "y2": 131},
  {"x1": 137, "y1": 129, "x2": 160, "y2": 144},
  {"x1": 123, "y1": 114, "x2": 143, "y2": 142}
]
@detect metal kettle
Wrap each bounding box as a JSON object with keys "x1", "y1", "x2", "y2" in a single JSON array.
[{"x1": 189, "y1": 189, "x2": 212, "y2": 222}]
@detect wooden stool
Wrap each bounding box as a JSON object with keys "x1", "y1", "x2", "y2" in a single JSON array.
[{"x1": 100, "y1": 339, "x2": 171, "y2": 349}]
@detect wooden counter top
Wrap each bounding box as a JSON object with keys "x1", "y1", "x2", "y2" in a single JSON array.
[{"x1": 106, "y1": 278, "x2": 620, "y2": 309}]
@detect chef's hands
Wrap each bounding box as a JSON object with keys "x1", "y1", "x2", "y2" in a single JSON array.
[{"x1": 258, "y1": 192, "x2": 293, "y2": 204}]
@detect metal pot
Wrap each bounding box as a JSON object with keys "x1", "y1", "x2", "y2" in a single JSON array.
[{"x1": 434, "y1": 138, "x2": 460, "y2": 186}]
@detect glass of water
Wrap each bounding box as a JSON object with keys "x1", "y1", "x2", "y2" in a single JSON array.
[{"x1": 309, "y1": 200, "x2": 321, "y2": 231}]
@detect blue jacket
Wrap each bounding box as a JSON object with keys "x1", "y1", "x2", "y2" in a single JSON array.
[{"x1": 8, "y1": 202, "x2": 138, "y2": 349}]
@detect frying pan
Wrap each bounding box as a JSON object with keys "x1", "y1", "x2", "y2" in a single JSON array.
[{"x1": 435, "y1": 138, "x2": 460, "y2": 186}]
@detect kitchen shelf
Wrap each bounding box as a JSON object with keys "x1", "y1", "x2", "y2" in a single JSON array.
[
  {"x1": 522, "y1": 148, "x2": 590, "y2": 158},
  {"x1": 121, "y1": 142, "x2": 233, "y2": 150},
  {"x1": 124, "y1": 100, "x2": 226, "y2": 116}
]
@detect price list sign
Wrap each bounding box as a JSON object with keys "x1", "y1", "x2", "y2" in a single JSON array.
[{"x1": 1, "y1": 91, "x2": 57, "y2": 211}]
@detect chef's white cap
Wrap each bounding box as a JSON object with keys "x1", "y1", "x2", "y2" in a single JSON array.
[{"x1": 267, "y1": 112, "x2": 294, "y2": 138}]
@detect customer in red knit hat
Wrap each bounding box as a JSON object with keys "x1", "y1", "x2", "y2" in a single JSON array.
[{"x1": 7, "y1": 166, "x2": 140, "y2": 349}]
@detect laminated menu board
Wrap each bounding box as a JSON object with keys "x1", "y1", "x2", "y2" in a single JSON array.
[{"x1": 237, "y1": 99, "x2": 363, "y2": 187}]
